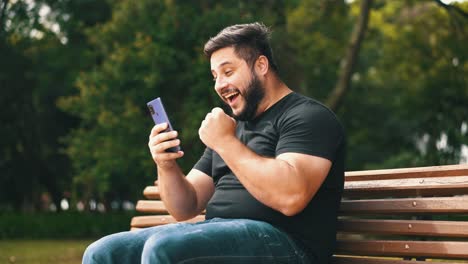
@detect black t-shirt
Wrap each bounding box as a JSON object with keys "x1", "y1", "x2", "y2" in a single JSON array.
[{"x1": 194, "y1": 92, "x2": 345, "y2": 262}]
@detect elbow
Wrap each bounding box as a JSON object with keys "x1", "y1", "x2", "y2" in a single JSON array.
[
  {"x1": 170, "y1": 210, "x2": 198, "y2": 222},
  {"x1": 277, "y1": 194, "x2": 310, "y2": 217},
  {"x1": 172, "y1": 214, "x2": 190, "y2": 222},
  {"x1": 279, "y1": 204, "x2": 306, "y2": 217}
]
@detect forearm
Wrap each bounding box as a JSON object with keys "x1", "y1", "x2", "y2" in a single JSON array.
[
  {"x1": 157, "y1": 162, "x2": 199, "y2": 220},
  {"x1": 215, "y1": 138, "x2": 309, "y2": 216}
]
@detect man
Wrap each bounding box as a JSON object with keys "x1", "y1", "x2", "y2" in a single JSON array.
[{"x1": 83, "y1": 22, "x2": 345, "y2": 264}]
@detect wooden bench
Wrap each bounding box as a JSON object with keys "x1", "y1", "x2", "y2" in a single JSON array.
[{"x1": 131, "y1": 164, "x2": 468, "y2": 263}]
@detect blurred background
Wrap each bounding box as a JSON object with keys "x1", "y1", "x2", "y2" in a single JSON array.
[{"x1": 1, "y1": 0, "x2": 467, "y2": 263}]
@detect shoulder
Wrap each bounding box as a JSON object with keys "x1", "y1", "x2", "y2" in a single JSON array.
[{"x1": 278, "y1": 93, "x2": 343, "y2": 132}]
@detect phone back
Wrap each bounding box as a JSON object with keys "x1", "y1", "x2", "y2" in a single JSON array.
[
  {"x1": 147, "y1": 98, "x2": 173, "y2": 131},
  {"x1": 147, "y1": 97, "x2": 180, "y2": 152}
]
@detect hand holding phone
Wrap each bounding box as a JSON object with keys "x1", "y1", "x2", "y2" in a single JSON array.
[{"x1": 147, "y1": 97, "x2": 181, "y2": 153}]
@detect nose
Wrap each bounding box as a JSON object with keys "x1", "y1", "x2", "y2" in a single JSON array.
[{"x1": 214, "y1": 76, "x2": 228, "y2": 93}]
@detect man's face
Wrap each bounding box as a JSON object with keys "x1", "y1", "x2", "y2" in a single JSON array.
[{"x1": 210, "y1": 47, "x2": 265, "y2": 121}]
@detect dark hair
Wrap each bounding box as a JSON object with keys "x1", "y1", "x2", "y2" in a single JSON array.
[{"x1": 204, "y1": 22, "x2": 279, "y2": 74}]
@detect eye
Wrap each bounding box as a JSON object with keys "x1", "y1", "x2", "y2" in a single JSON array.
[{"x1": 225, "y1": 70, "x2": 233, "y2": 76}]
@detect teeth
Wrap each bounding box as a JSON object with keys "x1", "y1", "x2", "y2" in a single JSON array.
[{"x1": 224, "y1": 92, "x2": 239, "y2": 100}]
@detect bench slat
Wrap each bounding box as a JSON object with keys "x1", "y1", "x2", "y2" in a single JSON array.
[
  {"x1": 340, "y1": 196, "x2": 468, "y2": 214},
  {"x1": 338, "y1": 219, "x2": 468, "y2": 237},
  {"x1": 143, "y1": 186, "x2": 160, "y2": 199},
  {"x1": 131, "y1": 215, "x2": 206, "y2": 228},
  {"x1": 345, "y1": 164, "x2": 468, "y2": 181},
  {"x1": 331, "y1": 256, "x2": 467, "y2": 264},
  {"x1": 335, "y1": 240, "x2": 468, "y2": 259},
  {"x1": 343, "y1": 176, "x2": 468, "y2": 198},
  {"x1": 135, "y1": 200, "x2": 168, "y2": 214}
]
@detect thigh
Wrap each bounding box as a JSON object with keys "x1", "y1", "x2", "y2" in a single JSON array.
[
  {"x1": 142, "y1": 218, "x2": 310, "y2": 264},
  {"x1": 83, "y1": 222, "x2": 193, "y2": 264}
]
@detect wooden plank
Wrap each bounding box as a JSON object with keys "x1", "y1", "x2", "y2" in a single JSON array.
[
  {"x1": 135, "y1": 200, "x2": 168, "y2": 214},
  {"x1": 335, "y1": 240, "x2": 468, "y2": 259},
  {"x1": 345, "y1": 164, "x2": 468, "y2": 181},
  {"x1": 340, "y1": 196, "x2": 468, "y2": 214},
  {"x1": 343, "y1": 176, "x2": 468, "y2": 198},
  {"x1": 331, "y1": 255, "x2": 468, "y2": 264},
  {"x1": 337, "y1": 219, "x2": 468, "y2": 237},
  {"x1": 344, "y1": 185, "x2": 468, "y2": 198},
  {"x1": 143, "y1": 186, "x2": 160, "y2": 199},
  {"x1": 131, "y1": 215, "x2": 206, "y2": 228}
]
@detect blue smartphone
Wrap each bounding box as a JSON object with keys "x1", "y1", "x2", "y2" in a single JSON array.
[{"x1": 147, "y1": 97, "x2": 181, "y2": 153}]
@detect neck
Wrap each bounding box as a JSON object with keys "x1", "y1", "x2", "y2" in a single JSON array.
[{"x1": 255, "y1": 74, "x2": 292, "y2": 116}]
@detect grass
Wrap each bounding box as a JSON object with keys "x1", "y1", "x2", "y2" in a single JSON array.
[{"x1": 0, "y1": 240, "x2": 93, "y2": 264}]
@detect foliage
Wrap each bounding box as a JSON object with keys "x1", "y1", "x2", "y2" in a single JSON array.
[
  {"x1": 57, "y1": 0, "x2": 291, "y2": 201},
  {"x1": 1, "y1": 0, "x2": 467, "y2": 209},
  {"x1": 0, "y1": 212, "x2": 133, "y2": 239},
  {"x1": 0, "y1": 0, "x2": 111, "y2": 211},
  {"x1": 338, "y1": 1, "x2": 468, "y2": 169},
  {"x1": 284, "y1": 0, "x2": 351, "y2": 100}
]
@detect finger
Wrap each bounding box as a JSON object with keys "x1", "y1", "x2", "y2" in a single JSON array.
[
  {"x1": 155, "y1": 139, "x2": 181, "y2": 153},
  {"x1": 212, "y1": 107, "x2": 224, "y2": 115},
  {"x1": 151, "y1": 130, "x2": 178, "y2": 146},
  {"x1": 150, "y1": 123, "x2": 169, "y2": 137},
  {"x1": 153, "y1": 150, "x2": 184, "y2": 162},
  {"x1": 200, "y1": 119, "x2": 206, "y2": 128},
  {"x1": 205, "y1": 111, "x2": 212, "y2": 120}
]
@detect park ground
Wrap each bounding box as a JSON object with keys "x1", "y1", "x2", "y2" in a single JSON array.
[{"x1": 0, "y1": 240, "x2": 92, "y2": 264}]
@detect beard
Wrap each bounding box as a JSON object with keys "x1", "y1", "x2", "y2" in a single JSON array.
[{"x1": 223, "y1": 72, "x2": 265, "y2": 121}]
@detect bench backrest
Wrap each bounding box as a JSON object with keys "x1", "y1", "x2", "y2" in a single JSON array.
[{"x1": 131, "y1": 164, "x2": 468, "y2": 263}]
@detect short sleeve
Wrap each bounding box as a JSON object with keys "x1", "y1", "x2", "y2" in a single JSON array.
[
  {"x1": 193, "y1": 147, "x2": 213, "y2": 177},
  {"x1": 275, "y1": 102, "x2": 344, "y2": 161}
]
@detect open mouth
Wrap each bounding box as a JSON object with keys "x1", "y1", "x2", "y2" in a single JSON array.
[{"x1": 223, "y1": 91, "x2": 240, "y2": 104}]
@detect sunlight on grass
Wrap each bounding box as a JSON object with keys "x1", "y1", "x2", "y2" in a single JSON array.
[{"x1": 0, "y1": 240, "x2": 93, "y2": 264}]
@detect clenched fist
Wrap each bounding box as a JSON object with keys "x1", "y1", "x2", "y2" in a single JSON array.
[{"x1": 198, "y1": 107, "x2": 236, "y2": 151}]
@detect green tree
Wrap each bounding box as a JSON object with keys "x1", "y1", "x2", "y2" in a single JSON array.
[
  {"x1": 0, "y1": 0, "x2": 110, "y2": 211},
  {"x1": 56, "y1": 0, "x2": 468, "y2": 206},
  {"x1": 58, "y1": 0, "x2": 291, "y2": 204},
  {"x1": 338, "y1": 1, "x2": 468, "y2": 169}
]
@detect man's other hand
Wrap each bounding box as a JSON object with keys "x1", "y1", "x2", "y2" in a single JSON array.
[{"x1": 199, "y1": 107, "x2": 236, "y2": 150}]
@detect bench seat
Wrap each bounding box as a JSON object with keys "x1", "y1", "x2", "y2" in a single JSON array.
[{"x1": 131, "y1": 164, "x2": 468, "y2": 263}]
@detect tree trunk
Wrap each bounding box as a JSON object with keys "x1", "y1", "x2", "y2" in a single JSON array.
[{"x1": 326, "y1": 0, "x2": 372, "y2": 111}]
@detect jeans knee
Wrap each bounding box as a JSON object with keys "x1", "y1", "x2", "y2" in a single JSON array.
[
  {"x1": 141, "y1": 232, "x2": 186, "y2": 263},
  {"x1": 82, "y1": 240, "x2": 107, "y2": 264}
]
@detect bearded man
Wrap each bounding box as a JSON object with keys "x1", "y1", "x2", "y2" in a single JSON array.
[{"x1": 83, "y1": 22, "x2": 345, "y2": 264}]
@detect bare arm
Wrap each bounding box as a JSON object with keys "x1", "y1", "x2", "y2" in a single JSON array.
[
  {"x1": 216, "y1": 139, "x2": 330, "y2": 216},
  {"x1": 149, "y1": 123, "x2": 214, "y2": 221},
  {"x1": 199, "y1": 108, "x2": 331, "y2": 216}
]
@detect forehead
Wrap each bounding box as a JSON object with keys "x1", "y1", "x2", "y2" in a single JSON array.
[{"x1": 210, "y1": 47, "x2": 244, "y2": 71}]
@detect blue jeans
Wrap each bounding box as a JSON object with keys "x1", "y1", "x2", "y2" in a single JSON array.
[{"x1": 83, "y1": 218, "x2": 311, "y2": 263}]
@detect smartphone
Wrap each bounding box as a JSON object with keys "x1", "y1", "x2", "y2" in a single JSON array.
[{"x1": 147, "y1": 97, "x2": 181, "y2": 153}]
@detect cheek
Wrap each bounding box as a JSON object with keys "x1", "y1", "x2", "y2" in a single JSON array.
[{"x1": 236, "y1": 77, "x2": 252, "y2": 95}]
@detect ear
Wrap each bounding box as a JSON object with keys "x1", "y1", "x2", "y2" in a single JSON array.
[{"x1": 255, "y1": 55, "x2": 269, "y2": 76}]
